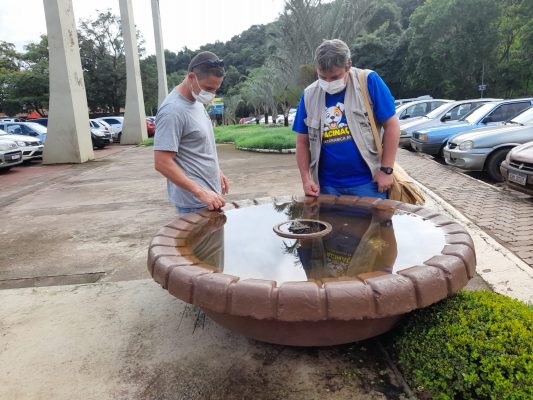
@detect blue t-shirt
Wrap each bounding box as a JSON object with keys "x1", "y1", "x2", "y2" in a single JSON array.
[{"x1": 292, "y1": 72, "x2": 396, "y2": 188}]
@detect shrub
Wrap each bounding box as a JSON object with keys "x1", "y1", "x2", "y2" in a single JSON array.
[{"x1": 390, "y1": 290, "x2": 533, "y2": 400}]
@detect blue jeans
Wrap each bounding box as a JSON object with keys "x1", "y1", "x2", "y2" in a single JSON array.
[
  {"x1": 320, "y1": 181, "x2": 387, "y2": 199},
  {"x1": 176, "y1": 205, "x2": 207, "y2": 215}
]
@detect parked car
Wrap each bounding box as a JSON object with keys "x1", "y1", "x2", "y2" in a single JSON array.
[
  {"x1": 395, "y1": 99, "x2": 452, "y2": 121},
  {"x1": 27, "y1": 117, "x2": 48, "y2": 127},
  {"x1": 239, "y1": 116, "x2": 256, "y2": 125},
  {"x1": 443, "y1": 107, "x2": 533, "y2": 181},
  {"x1": 0, "y1": 121, "x2": 48, "y2": 142},
  {"x1": 0, "y1": 117, "x2": 22, "y2": 122},
  {"x1": 399, "y1": 99, "x2": 500, "y2": 147},
  {"x1": 394, "y1": 95, "x2": 432, "y2": 108},
  {"x1": 94, "y1": 116, "x2": 124, "y2": 142},
  {"x1": 410, "y1": 98, "x2": 533, "y2": 156},
  {"x1": 0, "y1": 139, "x2": 23, "y2": 170},
  {"x1": 276, "y1": 108, "x2": 297, "y2": 124},
  {"x1": 146, "y1": 118, "x2": 155, "y2": 137},
  {"x1": 0, "y1": 129, "x2": 44, "y2": 162},
  {"x1": 89, "y1": 121, "x2": 113, "y2": 149},
  {"x1": 500, "y1": 141, "x2": 533, "y2": 196},
  {"x1": 244, "y1": 117, "x2": 257, "y2": 125}
]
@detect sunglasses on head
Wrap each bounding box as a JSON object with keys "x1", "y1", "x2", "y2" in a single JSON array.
[{"x1": 190, "y1": 59, "x2": 225, "y2": 69}]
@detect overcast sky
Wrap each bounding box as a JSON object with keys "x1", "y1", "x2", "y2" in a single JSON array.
[{"x1": 0, "y1": 0, "x2": 286, "y2": 56}]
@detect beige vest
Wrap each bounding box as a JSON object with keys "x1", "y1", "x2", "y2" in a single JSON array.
[{"x1": 303, "y1": 67, "x2": 383, "y2": 184}]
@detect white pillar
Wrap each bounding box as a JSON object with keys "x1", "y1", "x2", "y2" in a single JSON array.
[
  {"x1": 151, "y1": 0, "x2": 168, "y2": 108},
  {"x1": 43, "y1": 0, "x2": 94, "y2": 164},
  {"x1": 119, "y1": 0, "x2": 148, "y2": 144}
]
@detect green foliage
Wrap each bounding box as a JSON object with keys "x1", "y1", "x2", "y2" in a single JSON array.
[
  {"x1": 214, "y1": 124, "x2": 295, "y2": 150},
  {"x1": 391, "y1": 290, "x2": 533, "y2": 400}
]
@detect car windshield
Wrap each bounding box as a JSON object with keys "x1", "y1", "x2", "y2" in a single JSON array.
[
  {"x1": 508, "y1": 107, "x2": 533, "y2": 125},
  {"x1": 462, "y1": 103, "x2": 496, "y2": 124},
  {"x1": 24, "y1": 122, "x2": 48, "y2": 133},
  {"x1": 425, "y1": 103, "x2": 451, "y2": 119}
]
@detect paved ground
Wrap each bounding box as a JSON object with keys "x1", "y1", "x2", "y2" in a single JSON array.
[
  {"x1": 399, "y1": 151, "x2": 533, "y2": 267},
  {"x1": 1, "y1": 143, "x2": 532, "y2": 399}
]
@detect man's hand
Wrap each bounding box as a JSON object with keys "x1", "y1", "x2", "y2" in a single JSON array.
[
  {"x1": 374, "y1": 171, "x2": 394, "y2": 194},
  {"x1": 303, "y1": 179, "x2": 320, "y2": 196},
  {"x1": 220, "y1": 170, "x2": 229, "y2": 195},
  {"x1": 196, "y1": 188, "x2": 226, "y2": 210}
]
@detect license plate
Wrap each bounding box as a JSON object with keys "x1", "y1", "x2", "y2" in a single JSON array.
[
  {"x1": 10, "y1": 154, "x2": 21, "y2": 160},
  {"x1": 508, "y1": 171, "x2": 527, "y2": 186}
]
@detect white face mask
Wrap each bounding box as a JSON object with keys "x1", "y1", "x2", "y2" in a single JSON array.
[
  {"x1": 318, "y1": 76, "x2": 347, "y2": 95},
  {"x1": 191, "y1": 76, "x2": 216, "y2": 104}
]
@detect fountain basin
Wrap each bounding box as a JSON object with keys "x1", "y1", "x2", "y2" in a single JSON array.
[{"x1": 147, "y1": 195, "x2": 476, "y2": 346}]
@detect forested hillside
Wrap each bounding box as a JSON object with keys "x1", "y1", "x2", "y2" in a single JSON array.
[{"x1": 1, "y1": 0, "x2": 531, "y2": 121}]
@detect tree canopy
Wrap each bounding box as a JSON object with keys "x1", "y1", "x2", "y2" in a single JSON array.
[{"x1": 0, "y1": 0, "x2": 531, "y2": 119}]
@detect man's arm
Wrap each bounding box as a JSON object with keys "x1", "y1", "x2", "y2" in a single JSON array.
[
  {"x1": 296, "y1": 134, "x2": 320, "y2": 196},
  {"x1": 154, "y1": 150, "x2": 225, "y2": 210},
  {"x1": 373, "y1": 115, "x2": 400, "y2": 193}
]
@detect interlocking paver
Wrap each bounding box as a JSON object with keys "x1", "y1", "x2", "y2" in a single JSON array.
[{"x1": 398, "y1": 150, "x2": 533, "y2": 269}]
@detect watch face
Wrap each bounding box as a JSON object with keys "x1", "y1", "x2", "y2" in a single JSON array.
[{"x1": 381, "y1": 166, "x2": 393, "y2": 174}]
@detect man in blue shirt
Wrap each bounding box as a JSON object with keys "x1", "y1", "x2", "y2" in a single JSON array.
[{"x1": 293, "y1": 39, "x2": 400, "y2": 198}]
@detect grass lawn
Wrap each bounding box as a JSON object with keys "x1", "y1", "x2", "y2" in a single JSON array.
[
  {"x1": 215, "y1": 124, "x2": 296, "y2": 150},
  {"x1": 139, "y1": 124, "x2": 297, "y2": 150}
]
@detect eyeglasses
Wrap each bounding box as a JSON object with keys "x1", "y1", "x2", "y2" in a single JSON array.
[{"x1": 190, "y1": 59, "x2": 225, "y2": 69}]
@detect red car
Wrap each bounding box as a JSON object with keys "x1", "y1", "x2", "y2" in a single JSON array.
[{"x1": 146, "y1": 118, "x2": 155, "y2": 137}]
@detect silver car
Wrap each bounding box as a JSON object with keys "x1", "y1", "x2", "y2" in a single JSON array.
[
  {"x1": 0, "y1": 129, "x2": 44, "y2": 161},
  {"x1": 0, "y1": 139, "x2": 23, "y2": 170},
  {"x1": 443, "y1": 106, "x2": 533, "y2": 181},
  {"x1": 500, "y1": 141, "x2": 533, "y2": 196},
  {"x1": 399, "y1": 98, "x2": 500, "y2": 147}
]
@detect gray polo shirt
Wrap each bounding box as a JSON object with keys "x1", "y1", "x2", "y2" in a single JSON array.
[{"x1": 154, "y1": 89, "x2": 221, "y2": 208}]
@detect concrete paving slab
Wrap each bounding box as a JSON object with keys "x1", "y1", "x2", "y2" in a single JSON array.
[{"x1": 0, "y1": 280, "x2": 408, "y2": 400}]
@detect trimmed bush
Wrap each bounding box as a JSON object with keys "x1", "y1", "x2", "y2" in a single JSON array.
[{"x1": 390, "y1": 290, "x2": 533, "y2": 400}]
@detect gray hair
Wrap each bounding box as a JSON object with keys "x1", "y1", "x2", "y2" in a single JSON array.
[{"x1": 314, "y1": 39, "x2": 351, "y2": 72}]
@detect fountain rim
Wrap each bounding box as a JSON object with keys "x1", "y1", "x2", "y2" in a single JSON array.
[{"x1": 148, "y1": 195, "x2": 476, "y2": 323}]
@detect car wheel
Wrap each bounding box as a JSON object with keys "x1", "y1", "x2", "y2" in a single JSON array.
[
  {"x1": 485, "y1": 148, "x2": 509, "y2": 182},
  {"x1": 118, "y1": 132, "x2": 122, "y2": 142}
]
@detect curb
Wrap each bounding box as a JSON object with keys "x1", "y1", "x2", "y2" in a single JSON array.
[
  {"x1": 415, "y1": 180, "x2": 533, "y2": 304},
  {"x1": 235, "y1": 146, "x2": 296, "y2": 154}
]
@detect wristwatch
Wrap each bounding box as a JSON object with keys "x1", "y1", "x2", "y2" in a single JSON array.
[{"x1": 380, "y1": 166, "x2": 394, "y2": 175}]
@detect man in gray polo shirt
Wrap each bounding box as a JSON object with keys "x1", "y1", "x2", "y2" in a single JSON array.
[{"x1": 154, "y1": 51, "x2": 228, "y2": 214}]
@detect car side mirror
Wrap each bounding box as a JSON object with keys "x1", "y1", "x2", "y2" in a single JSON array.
[
  {"x1": 482, "y1": 116, "x2": 494, "y2": 124},
  {"x1": 441, "y1": 113, "x2": 451, "y2": 122},
  {"x1": 400, "y1": 114, "x2": 411, "y2": 120}
]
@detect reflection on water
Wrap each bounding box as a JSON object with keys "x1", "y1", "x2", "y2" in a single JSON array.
[{"x1": 188, "y1": 201, "x2": 446, "y2": 285}]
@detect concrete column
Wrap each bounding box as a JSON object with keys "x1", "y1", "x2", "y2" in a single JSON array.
[
  {"x1": 119, "y1": 0, "x2": 148, "y2": 144},
  {"x1": 43, "y1": 0, "x2": 94, "y2": 164},
  {"x1": 151, "y1": 0, "x2": 168, "y2": 108}
]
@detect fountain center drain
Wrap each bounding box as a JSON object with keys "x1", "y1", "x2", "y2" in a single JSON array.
[{"x1": 273, "y1": 219, "x2": 332, "y2": 239}]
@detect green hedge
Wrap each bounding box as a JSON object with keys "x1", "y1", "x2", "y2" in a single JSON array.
[{"x1": 390, "y1": 290, "x2": 532, "y2": 400}]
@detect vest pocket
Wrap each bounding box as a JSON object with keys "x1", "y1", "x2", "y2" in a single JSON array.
[{"x1": 359, "y1": 121, "x2": 378, "y2": 155}]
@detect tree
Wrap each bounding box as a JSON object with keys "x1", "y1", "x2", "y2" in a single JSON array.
[
  {"x1": 404, "y1": 0, "x2": 502, "y2": 98},
  {"x1": 78, "y1": 10, "x2": 127, "y2": 114},
  {"x1": 0, "y1": 37, "x2": 49, "y2": 116}
]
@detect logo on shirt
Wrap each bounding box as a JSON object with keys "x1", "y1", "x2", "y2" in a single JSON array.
[{"x1": 322, "y1": 102, "x2": 352, "y2": 145}]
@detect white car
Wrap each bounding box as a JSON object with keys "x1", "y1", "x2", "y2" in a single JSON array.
[
  {"x1": 0, "y1": 129, "x2": 44, "y2": 161},
  {"x1": 0, "y1": 139, "x2": 23, "y2": 170},
  {"x1": 95, "y1": 116, "x2": 124, "y2": 142},
  {"x1": 395, "y1": 99, "x2": 452, "y2": 121}
]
